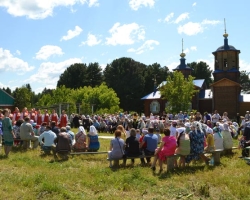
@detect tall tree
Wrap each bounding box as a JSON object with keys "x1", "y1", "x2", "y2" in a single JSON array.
[
  {"x1": 159, "y1": 71, "x2": 198, "y2": 114},
  {"x1": 144, "y1": 63, "x2": 172, "y2": 95},
  {"x1": 2, "y1": 87, "x2": 12, "y2": 95},
  {"x1": 240, "y1": 70, "x2": 250, "y2": 94},
  {"x1": 12, "y1": 86, "x2": 33, "y2": 109},
  {"x1": 57, "y1": 63, "x2": 88, "y2": 89},
  {"x1": 86, "y1": 62, "x2": 103, "y2": 87},
  {"x1": 103, "y1": 57, "x2": 146, "y2": 113},
  {"x1": 187, "y1": 61, "x2": 213, "y2": 87}
]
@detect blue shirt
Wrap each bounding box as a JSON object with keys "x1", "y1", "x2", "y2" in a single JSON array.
[{"x1": 143, "y1": 133, "x2": 158, "y2": 152}]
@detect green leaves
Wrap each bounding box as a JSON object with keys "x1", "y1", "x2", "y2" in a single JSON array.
[{"x1": 159, "y1": 71, "x2": 197, "y2": 113}]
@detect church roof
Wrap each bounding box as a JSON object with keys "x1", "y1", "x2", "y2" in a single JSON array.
[
  {"x1": 216, "y1": 45, "x2": 238, "y2": 52},
  {"x1": 141, "y1": 91, "x2": 161, "y2": 100},
  {"x1": 156, "y1": 79, "x2": 205, "y2": 89},
  {"x1": 141, "y1": 79, "x2": 205, "y2": 100}
]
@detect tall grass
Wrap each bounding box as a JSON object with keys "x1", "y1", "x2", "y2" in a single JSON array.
[{"x1": 0, "y1": 131, "x2": 249, "y2": 200}]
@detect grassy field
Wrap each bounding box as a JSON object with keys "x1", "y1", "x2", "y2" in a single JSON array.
[{"x1": 0, "y1": 130, "x2": 249, "y2": 200}]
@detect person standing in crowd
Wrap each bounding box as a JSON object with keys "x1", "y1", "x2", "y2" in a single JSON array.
[
  {"x1": 69, "y1": 113, "x2": 74, "y2": 128},
  {"x1": 20, "y1": 107, "x2": 28, "y2": 120},
  {"x1": 43, "y1": 109, "x2": 50, "y2": 125},
  {"x1": 36, "y1": 109, "x2": 43, "y2": 126},
  {"x1": 20, "y1": 117, "x2": 39, "y2": 149},
  {"x1": 73, "y1": 114, "x2": 80, "y2": 128},
  {"x1": 2, "y1": 109, "x2": 15, "y2": 156},
  {"x1": 50, "y1": 109, "x2": 59, "y2": 125},
  {"x1": 212, "y1": 110, "x2": 221, "y2": 127},
  {"x1": 12, "y1": 107, "x2": 21, "y2": 124},
  {"x1": 29, "y1": 108, "x2": 36, "y2": 122},
  {"x1": 59, "y1": 110, "x2": 68, "y2": 128}
]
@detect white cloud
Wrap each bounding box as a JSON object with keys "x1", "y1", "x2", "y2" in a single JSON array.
[
  {"x1": 164, "y1": 13, "x2": 174, "y2": 22},
  {"x1": 127, "y1": 40, "x2": 159, "y2": 54},
  {"x1": 240, "y1": 60, "x2": 250, "y2": 71},
  {"x1": 0, "y1": 48, "x2": 34, "y2": 72},
  {"x1": 183, "y1": 46, "x2": 197, "y2": 54},
  {"x1": 35, "y1": 45, "x2": 64, "y2": 60},
  {"x1": 89, "y1": 0, "x2": 99, "y2": 7},
  {"x1": 61, "y1": 26, "x2": 83, "y2": 41},
  {"x1": 16, "y1": 50, "x2": 21, "y2": 55},
  {"x1": 196, "y1": 55, "x2": 214, "y2": 70},
  {"x1": 201, "y1": 19, "x2": 220, "y2": 25},
  {"x1": 0, "y1": 0, "x2": 88, "y2": 19},
  {"x1": 166, "y1": 61, "x2": 179, "y2": 71},
  {"x1": 80, "y1": 33, "x2": 101, "y2": 46},
  {"x1": 178, "y1": 19, "x2": 221, "y2": 36},
  {"x1": 174, "y1": 12, "x2": 189, "y2": 24},
  {"x1": 190, "y1": 46, "x2": 197, "y2": 51},
  {"x1": 178, "y1": 22, "x2": 204, "y2": 35},
  {"x1": 100, "y1": 63, "x2": 107, "y2": 71},
  {"x1": 129, "y1": 0, "x2": 155, "y2": 10},
  {"x1": 192, "y1": 2, "x2": 197, "y2": 7},
  {"x1": 26, "y1": 58, "x2": 82, "y2": 89},
  {"x1": 106, "y1": 22, "x2": 145, "y2": 46}
]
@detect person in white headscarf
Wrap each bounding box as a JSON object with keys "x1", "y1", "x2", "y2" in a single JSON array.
[
  {"x1": 72, "y1": 126, "x2": 87, "y2": 152},
  {"x1": 221, "y1": 123, "x2": 233, "y2": 150},
  {"x1": 87, "y1": 125, "x2": 100, "y2": 152}
]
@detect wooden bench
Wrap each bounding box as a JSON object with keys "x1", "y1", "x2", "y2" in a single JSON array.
[
  {"x1": 224, "y1": 146, "x2": 238, "y2": 154},
  {"x1": 165, "y1": 154, "x2": 179, "y2": 171},
  {"x1": 70, "y1": 151, "x2": 108, "y2": 155},
  {"x1": 107, "y1": 155, "x2": 154, "y2": 168}
]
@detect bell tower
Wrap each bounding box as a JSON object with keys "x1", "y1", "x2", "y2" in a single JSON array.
[
  {"x1": 212, "y1": 19, "x2": 240, "y2": 83},
  {"x1": 173, "y1": 39, "x2": 192, "y2": 78},
  {"x1": 211, "y1": 19, "x2": 241, "y2": 117}
]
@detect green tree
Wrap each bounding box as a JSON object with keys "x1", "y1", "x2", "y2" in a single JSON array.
[
  {"x1": 86, "y1": 62, "x2": 103, "y2": 87},
  {"x1": 187, "y1": 61, "x2": 213, "y2": 87},
  {"x1": 57, "y1": 63, "x2": 88, "y2": 89},
  {"x1": 2, "y1": 87, "x2": 12, "y2": 95},
  {"x1": 37, "y1": 84, "x2": 120, "y2": 115},
  {"x1": 12, "y1": 86, "x2": 33, "y2": 109},
  {"x1": 159, "y1": 71, "x2": 198, "y2": 113},
  {"x1": 240, "y1": 70, "x2": 250, "y2": 93},
  {"x1": 144, "y1": 63, "x2": 172, "y2": 95},
  {"x1": 103, "y1": 57, "x2": 146, "y2": 113}
]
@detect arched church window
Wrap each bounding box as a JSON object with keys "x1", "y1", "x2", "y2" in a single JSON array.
[
  {"x1": 224, "y1": 59, "x2": 227, "y2": 67},
  {"x1": 150, "y1": 101, "x2": 160, "y2": 113}
]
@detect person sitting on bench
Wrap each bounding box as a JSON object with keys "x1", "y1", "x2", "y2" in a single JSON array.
[
  {"x1": 52, "y1": 127, "x2": 71, "y2": 160},
  {"x1": 124, "y1": 128, "x2": 141, "y2": 165},
  {"x1": 38, "y1": 125, "x2": 57, "y2": 154},
  {"x1": 140, "y1": 127, "x2": 158, "y2": 164}
]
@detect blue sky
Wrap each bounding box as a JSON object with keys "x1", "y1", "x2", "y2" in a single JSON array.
[{"x1": 0, "y1": 0, "x2": 249, "y2": 94}]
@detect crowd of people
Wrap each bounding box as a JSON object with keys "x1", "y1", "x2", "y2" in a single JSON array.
[{"x1": 0, "y1": 107, "x2": 250, "y2": 168}]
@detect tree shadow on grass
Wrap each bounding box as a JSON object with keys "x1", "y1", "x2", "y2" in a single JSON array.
[{"x1": 158, "y1": 164, "x2": 217, "y2": 180}]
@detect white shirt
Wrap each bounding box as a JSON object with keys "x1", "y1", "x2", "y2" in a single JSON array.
[
  {"x1": 170, "y1": 126, "x2": 177, "y2": 137},
  {"x1": 38, "y1": 130, "x2": 57, "y2": 146}
]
